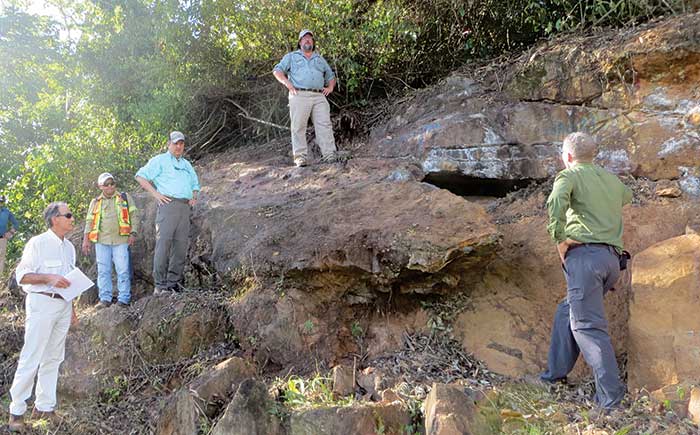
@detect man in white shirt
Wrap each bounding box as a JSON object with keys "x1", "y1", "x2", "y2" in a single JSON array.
[{"x1": 8, "y1": 202, "x2": 78, "y2": 432}]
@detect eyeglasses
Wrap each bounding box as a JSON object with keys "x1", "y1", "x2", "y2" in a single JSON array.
[{"x1": 57, "y1": 213, "x2": 73, "y2": 219}]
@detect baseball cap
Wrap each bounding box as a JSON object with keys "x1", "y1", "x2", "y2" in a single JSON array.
[
  {"x1": 298, "y1": 29, "x2": 313, "y2": 41},
  {"x1": 97, "y1": 172, "x2": 115, "y2": 186},
  {"x1": 169, "y1": 131, "x2": 186, "y2": 143}
]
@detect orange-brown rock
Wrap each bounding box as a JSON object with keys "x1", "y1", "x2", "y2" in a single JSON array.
[
  {"x1": 424, "y1": 383, "x2": 489, "y2": 435},
  {"x1": 628, "y1": 234, "x2": 700, "y2": 391}
]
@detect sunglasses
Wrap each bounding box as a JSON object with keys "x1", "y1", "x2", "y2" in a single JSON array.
[{"x1": 57, "y1": 213, "x2": 74, "y2": 219}]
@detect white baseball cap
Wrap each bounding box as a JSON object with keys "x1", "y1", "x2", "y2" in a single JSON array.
[{"x1": 97, "y1": 172, "x2": 115, "y2": 186}]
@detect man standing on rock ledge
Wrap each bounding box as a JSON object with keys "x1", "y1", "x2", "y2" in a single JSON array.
[
  {"x1": 136, "y1": 131, "x2": 200, "y2": 295},
  {"x1": 539, "y1": 132, "x2": 632, "y2": 410},
  {"x1": 8, "y1": 202, "x2": 79, "y2": 432},
  {"x1": 273, "y1": 29, "x2": 337, "y2": 167},
  {"x1": 82, "y1": 172, "x2": 139, "y2": 308}
]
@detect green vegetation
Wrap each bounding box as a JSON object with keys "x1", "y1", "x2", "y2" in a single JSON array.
[
  {"x1": 276, "y1": 373, "x2": 354, "y2": 409},
  {"x1": 0, "y1": 0, "x2": 691, "y2": 263}
]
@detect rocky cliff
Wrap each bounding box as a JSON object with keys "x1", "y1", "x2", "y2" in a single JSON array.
[{"x1": 2, "y1": 11, "x2": 700, "y2": 435}]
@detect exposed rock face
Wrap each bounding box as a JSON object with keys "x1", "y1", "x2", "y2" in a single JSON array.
[
  {"x1": 61, "y1": 293, "x2": 231, "y2": 398},
  {"x1": 194, "y1": 158, "x2": 501, "y2": 296},
  {"x1": 424, "y1": 383, "x2": 489, "y2": 435},
  {"x1": 369, "y1": 14, "x2": 700, "y2": 190},
  {"x1": 210, "y1": 379, "x2": 283, "y2": 435},
  {"x1": 156, "y1": 357, "x2": 255, "y2": 435},
  {"x1": 288, "y1": 402, "x2": 411, "y2": 435},
  {"x1": 628, "y1": 234, "x2": 700, "y2": 391}
]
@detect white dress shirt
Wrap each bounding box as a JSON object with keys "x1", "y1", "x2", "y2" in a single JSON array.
[{"x1": 15, "y1": 229, "x2": 75, "y2": 294}]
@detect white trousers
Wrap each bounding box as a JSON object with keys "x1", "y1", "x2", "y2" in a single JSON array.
[
  {"x1": 9, "y1": 293, "x2": 72, "y2": 415},
  {"x1": 289, "y1": 91, "x2": 336, "y2": 158}
]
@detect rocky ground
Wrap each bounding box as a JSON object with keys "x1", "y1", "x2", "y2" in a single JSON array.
[{"x1": 2, "y1": 10, "x2": 700, "y2": 435}]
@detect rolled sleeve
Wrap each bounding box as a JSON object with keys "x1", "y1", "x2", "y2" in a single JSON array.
[
  {"x1": 320, "y1": 57, "x2": 335, "y2": 84},
  {"x1": 135, "y1": 155, "x2": 162, "y2": 182},
  {"x1": 546, "y1": 172, "x2": 573, "y2": 243},
  {"x1": 84, "y1": 199, "x2": 96, "y2": 235},
  {"x1": 273, "y1": 53, "x2": 292, "y2": 74},
  {"x1": 15, "y1": 238, "x2": 38, "y2": 285},
  {"x1": 188, "y1": 164, "x2": 200, "y2": 192}
]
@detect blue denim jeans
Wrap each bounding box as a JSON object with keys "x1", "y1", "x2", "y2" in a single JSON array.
[{"x1": 95, "y1": 243, "x2": 131, "y2": 304}]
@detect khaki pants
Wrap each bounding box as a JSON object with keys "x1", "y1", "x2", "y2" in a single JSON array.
[
  {"x1": 0, "y1": 237, "x2": 6, "y2": 276},
  {"x1": 289, "y1": 91, "x2": 336, "y2": 159}
]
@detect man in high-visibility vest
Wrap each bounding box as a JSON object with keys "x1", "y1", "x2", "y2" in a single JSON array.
[{"x1": 81, "y1": 173, "x2": 139, "y2": 308}]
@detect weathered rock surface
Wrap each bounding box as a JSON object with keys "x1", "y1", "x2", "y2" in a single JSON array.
[
  {"x1": 194, "y1": 158, "x2": 501, "y2": 296},
  {"x1": 210, "y1": 379, "x2": 283, "y2": 435},
  {"x1": 424, "y1": 383, "x2": 489, "y2": 435},
  {"x1": 156, "y1": 357, "x2": 255, "y2": 435},
  {"x1": 368, "y1": 13, "x2": 700, "y2": 187},
  {"x1": 137, "y1": 295, "x2": 229, "y2": 364},
  {"x1": 61, "y1": 293, "x2": 230, "y2": 398},
  {"x1": 628, "y1": 233, "x2": 700, "y2": 391},
  {"x1": 289, "y1": 402, "x2": 411, "y2": 435}
]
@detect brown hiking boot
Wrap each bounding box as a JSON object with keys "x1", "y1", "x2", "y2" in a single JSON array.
[{"x1": 8, "y1": 414, "x2": 24, "y2": 432}]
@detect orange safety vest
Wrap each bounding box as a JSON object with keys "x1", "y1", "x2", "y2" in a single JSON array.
[{"x1": 87, "y1": 192, "x2": 132, "y2": 243}]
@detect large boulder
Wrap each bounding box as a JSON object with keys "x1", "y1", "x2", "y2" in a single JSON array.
[
  {"x1": 191, "y1": 158, "x2": 501, "y2": 295},
  {"x1": 628, "y1": 234, "x2": 700, "y2": 391},
  {"x1": 210, "y1": 379, "x2": 283, "y2": 435},
  {"x1": 156, "y1": 357, "x2": 256, "y2": 435}
]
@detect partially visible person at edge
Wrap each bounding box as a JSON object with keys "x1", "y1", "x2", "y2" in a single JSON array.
[
  {"x1": 81, "y1": 172, "x2": 139, "y2": 308},
  {"x1": 0, "y1": 195, "x2": 20, "y2": 276},
  {"x1": 8, "y1": 202, "x2": 79, "y2": 432},
  {"x1": 135, "y1": 131, "x2": 199, "y2": 295},
  {"x1": 539, "y1": 132, "x2": 632, "y2": 410},
  {"x1": 273, "y1": 29, "x2": 338, "y2": 167}
]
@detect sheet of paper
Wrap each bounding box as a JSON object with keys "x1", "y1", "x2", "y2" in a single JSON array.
[{"x1": 58, "y1": 268, "x2": 95, "y2": 302}]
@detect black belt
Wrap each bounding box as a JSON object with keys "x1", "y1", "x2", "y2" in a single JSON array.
[
  {"x1": 567, "y1": 242, "x2": 616, "y2": 254},
  {"x1": 167, "y1": 197, "x2": 190, "y2": 203},
  {"x1": 297, "y1": 88, "x2": 323, "y2": 93},
  {"x1": 37, "y1": 292, "x2": 64, "y2": 300}
]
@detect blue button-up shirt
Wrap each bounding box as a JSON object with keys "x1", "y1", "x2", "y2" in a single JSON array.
[
  {"x1": 273, "y1": 50, "x2": 335, "y2": 90},
  {"x1": 0, "y1": 207, "x2": 19, "y2": 235},
  {"x1": 135, "y1": 152, "x2": 200, "y2": 200}
]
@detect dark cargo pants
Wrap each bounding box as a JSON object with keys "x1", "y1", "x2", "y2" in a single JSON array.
[
  {"x1": 540, "y1": 244, "x2": 625, "y2": 409},
  {"x1": 154, "y1": 199, "x2": 191, "y2": 289}
]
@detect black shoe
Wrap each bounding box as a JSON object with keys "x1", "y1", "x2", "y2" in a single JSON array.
[
  {"x1": 96, "y1": 301, "x2": 111, "y2": 310},
  {"x1": 117, "y1": 301, "x2": 130, "y2": 308}
]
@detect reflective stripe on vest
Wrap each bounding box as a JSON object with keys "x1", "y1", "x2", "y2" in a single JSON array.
[{"x1": 87, "y1": 194, "x2": 132, "y2": 243}]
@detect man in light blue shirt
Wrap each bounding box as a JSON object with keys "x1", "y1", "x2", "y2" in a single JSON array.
[
  {"x1": 273, "y1": 29, "x2": 337, "y2": 167},
  {"x1": 135, "y1": 131, "x2": 200, "y2": 294}
]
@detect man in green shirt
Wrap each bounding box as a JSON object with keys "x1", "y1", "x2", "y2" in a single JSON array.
[
  {"x1": 82, "y1": 173, "x2": 139, "y2": 308},
  {"x1": 539, "y1": 132, "x2": 632, "y2": 410}
]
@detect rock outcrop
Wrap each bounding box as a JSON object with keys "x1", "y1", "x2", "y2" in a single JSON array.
[{"x1": 628, "y1": 234, "x2": 700, "y2": 391}]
